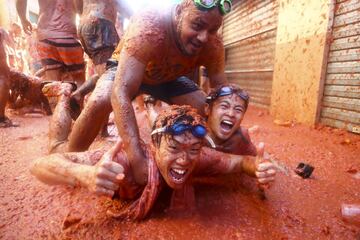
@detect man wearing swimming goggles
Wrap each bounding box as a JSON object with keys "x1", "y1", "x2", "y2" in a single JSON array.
[
  {"x1": 64, "y1": 0, "x2": 233, "y2": 185},
  {"x1": 30, "y1": 105, "x2": 275, "y2": 220},
  {"x1": 205, "y1": 84, "x2": 258, "y2": 155},
  {"x1": 109, "y1": 0, "x2": 232, "y2": 185}
]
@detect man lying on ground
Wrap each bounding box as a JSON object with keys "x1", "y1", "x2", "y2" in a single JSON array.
[
  {"x1": 146, "y1": 84, "x2": 257, "y2": 156},
  {"x1": 65, "y1": 0, "x2": 232, "y2": 186},
  {"x1": 30, "y1": 105, "x2": 276, "y2": 220},
  {"x1": 205, "y1": 84, "x2": 257, "y2": 156}
]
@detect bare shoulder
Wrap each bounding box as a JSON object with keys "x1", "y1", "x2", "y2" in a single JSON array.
[{"x1": 121, "y1": 9, "x2": 167, "y2": 62}]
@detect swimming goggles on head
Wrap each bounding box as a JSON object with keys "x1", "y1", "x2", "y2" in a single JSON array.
[
  {"x1": 193, "y1": 0, "x2": 232, "y2": 15},
  {"x1": 151, "y1": 122, "x2": 216, "y2": 148},
  {"x1": 206, "y1": 86, "x2": 249, "y2": 103}
]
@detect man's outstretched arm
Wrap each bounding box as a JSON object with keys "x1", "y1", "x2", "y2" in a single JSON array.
[
  {"x1": 200, "y1": 143, "x2": 276, "y2": 185},
  {"x1": 111, "y1": 50, "x2": 148, "y2": 185},
  {"x1": 16, "y1": 0, "x2": 32, "y2": 34},
  {"x1": 30, "y1": 149, "x2": 125, "y2": 197}
]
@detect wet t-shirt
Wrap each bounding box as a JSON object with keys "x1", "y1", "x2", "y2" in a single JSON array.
[
  {"x1": 112, "y1": 7, "x2": 225, "y2": 85},
  {"x1": 37, "y1": 0, "x2": 78, "y2": 40}
]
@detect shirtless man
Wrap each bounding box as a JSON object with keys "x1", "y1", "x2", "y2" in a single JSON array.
[
  {"x1": 30, "y1": 105, "x2": 276, "y2": 220},
  {"x1": 66, "y1": 0, "x2": 232, "y2": 186},
  {"x1": 145, "y1": 84, "x2": 257, "y2": 156},
  {"x1": 16, "y1": 0, "x2": 85, "y2": 85},
  {"x1": 205, "y1": 84, "x2": 257, "y2": 156}
]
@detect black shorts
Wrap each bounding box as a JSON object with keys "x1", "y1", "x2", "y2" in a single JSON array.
[
  {"x1": 139, "y1": 76, "x2": 200, "y2": 102},
  {"x1": 104, "y1": 63, "x2": 199, "y2": 102},
  {"x1": 79, "y1": 18, "x2": 119, "y2": 65}
]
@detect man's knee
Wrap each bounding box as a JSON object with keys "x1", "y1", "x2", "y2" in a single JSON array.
[{"x1": 87, "y1": 91, "x2": 112, "y2": 113}]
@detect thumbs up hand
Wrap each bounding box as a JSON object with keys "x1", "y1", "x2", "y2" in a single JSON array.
[
  {"x1": 85, "y1": 141, "x2": 125, "y2": 197},
  {"x1": 255, "y1": 142, "x2": 276, "y2": 187}
]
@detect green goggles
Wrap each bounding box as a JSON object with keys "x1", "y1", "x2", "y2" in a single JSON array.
[{"x1": 193, "y1": 0, "x2": 232, "y2": 15}]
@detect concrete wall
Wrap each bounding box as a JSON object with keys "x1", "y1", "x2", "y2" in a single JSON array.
[{"x1": 270, "y1": 0, "x2": 334, "y2": 125}]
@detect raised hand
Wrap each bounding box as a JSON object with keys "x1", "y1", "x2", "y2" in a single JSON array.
[
  {"x1": 20, "y1": 19, "x2": 32, "y2": 35},
  {"x1": 86, "y1": 146, "x2": 125, "y2": 197},
  {"x1": 255, "y1": 142, "x2": 276, "y2": 187}
]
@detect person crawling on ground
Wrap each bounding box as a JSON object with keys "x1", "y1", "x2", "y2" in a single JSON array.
[
  {"x1": 30, "y1": 105, "x2": 276, "y2": 220},
  {"x1": 204, "y1": 84, "x2": 257, "y2": 156},
  {"x1": 145, "y1": 84, "x2": 257, "y2": 156},
  {"x1": 8, "y1": 69, "x2": 52, "y2": 115},
  {"x1": 65, "y1": 0, "x2": 232, "y2": 186}
]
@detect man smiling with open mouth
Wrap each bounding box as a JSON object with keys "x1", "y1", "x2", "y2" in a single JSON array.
[
  {"x1": 205, "y1": 84, "x2": 258, "y2": 156},
  {"x1": 30, "y1": 105, "x2": 276, "y2": 220}
]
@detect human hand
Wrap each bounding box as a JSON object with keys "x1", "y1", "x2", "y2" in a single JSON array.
[
  {"x1": 20, "y1": 19, "x2": 32, "y2": 35},
  {"x1": 86, "y1": 147, "x2": 125, "y2": 197},
  {"x1": 255, "y1": 142, "x2": 276, "y2": 187}
]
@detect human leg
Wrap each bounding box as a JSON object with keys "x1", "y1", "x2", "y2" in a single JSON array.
[
  {"x1": 43, "y1": 82, "x2": 74, "y2": 153},
  {"x1": 67, "y1": 68, "x2": 115, "y2": 152},
  {"x1": 141, "y1": 76, "x2": 207, "y2": 116},
  {"x1": 79, "y1": 17, "x2": 119, "y2": 76}
]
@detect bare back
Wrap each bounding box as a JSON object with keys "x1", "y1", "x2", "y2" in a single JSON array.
[{"x1": 81, "y1": 0, "x2": 118, "y2": 23}]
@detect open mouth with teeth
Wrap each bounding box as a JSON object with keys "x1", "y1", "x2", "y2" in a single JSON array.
[
  {"x1": 220, "y1": 120, "x2": 234, "y2": 132},
  {"x1": 169, "y1": 168, "x2": 188, "y2": 184}
]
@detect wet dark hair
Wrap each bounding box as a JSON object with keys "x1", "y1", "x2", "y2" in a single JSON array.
[
  {"x1": 207, "y1": 84, "x2": 250, "y2": 111},
  {"x1": 151, "y1": 105, "x2": 206, "y2": 147}
]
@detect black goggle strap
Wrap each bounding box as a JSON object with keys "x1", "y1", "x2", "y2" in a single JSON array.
[{"x1": 151, "y1": 126, "x2": 216, "y2": 148}]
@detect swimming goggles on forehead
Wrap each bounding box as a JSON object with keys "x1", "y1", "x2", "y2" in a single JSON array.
[
  {"x1": 193, "y1": 0, "x2": 232, "y2": 15},
  {"x1": 206, "y1": 86, "x2": 249, "y2": 103},
  {"x1": 151, "y1": 122, "x2": 216, "y2": 148}
]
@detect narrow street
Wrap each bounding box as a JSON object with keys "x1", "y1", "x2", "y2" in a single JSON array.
[{"x1": 1, "y1": 106, "x2": 359, "y2": 239}]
